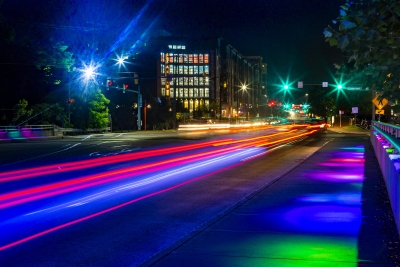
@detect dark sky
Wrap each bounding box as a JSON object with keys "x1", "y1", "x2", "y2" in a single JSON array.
[{"x1": 1, "y1": 0, "x2": 345, "y2": 91}]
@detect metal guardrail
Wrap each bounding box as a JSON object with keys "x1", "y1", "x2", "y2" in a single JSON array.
[{"x1": 0, "y1": 125, "x2": 111, "y2": 140}]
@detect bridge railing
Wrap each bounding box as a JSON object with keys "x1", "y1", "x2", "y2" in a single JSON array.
[{"x1": 370, "y1": 121, "x2": 400, "y2": 236}]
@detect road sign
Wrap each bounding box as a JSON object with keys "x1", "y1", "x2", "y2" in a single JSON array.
[
  {"x1": 298, "y1": 81, "x2": 303, "y2": 88},
  {"x1": 352, "y1": 107, "x2": 358, "y2": 114},
  {"x1": 372, "y1": 94, "x2": 388, "y2": 109},
  {"x1": 339, "y1": 110, "x2": 344, "y2": 115},
  {"x1": 322, "y1": 82, "x2": 328, "y2": 88},
  {"x1": 376, "y1": 109, "x2": 385, "y2": 115}
]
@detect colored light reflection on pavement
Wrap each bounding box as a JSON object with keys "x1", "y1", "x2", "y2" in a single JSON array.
[
  {"x1": 225, "y1": 143, "x2": 367, "y2": 266},
  {"x1": 0, "y1": 128, "x2": 316, "y2": 252}
]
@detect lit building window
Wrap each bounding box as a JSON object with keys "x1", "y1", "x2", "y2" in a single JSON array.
[
  {"x1": 199, "y1": 66, "x2": 204, "y2": 74},
  {"x1": 184, "y1": 99, "x2": 188, "y2": 109},
  {"x1": 194, "y1": 88, "x2": 198, "y2": 97},
  {"x1": 199, "y1": 54, "x2": 203, "y2": 63},
  {"x1": 184, "y1": 88, "x2": 188, "y2": 98},
  {"x1": 169, "y1": 53, "x2": 173, "y2": 63},
  {"x1": 199, "y1": 77, "x2": 204, "y2": 86},
  {"x1": 161, "y1": 64, "x2": 164, "y2": 75},
  {"x1": 189, "y1": 66, "x2": 193, "y2": 75},
  {"x1": 184, "y1": 65, "x2": 188, "y2": 74},
  {"x1": 184, "y1": 54, "x2": 188, "y2": 63},
  {"x1": 184, "y1": 77, "x2": 188, "y2": 85},
  {"x1": 177, "y1": 45, "x2": 181, "y2": 49},
  {"x1": 179, "y1": 54, "x2": 183, "y2": 63},
  {"x1": 179, "y1": 66, "x2": 183, "y2": 74},
  {"x1": 204, "y1": 65, "x2": 209, "y2": 74},
  {"x1": 174, "y1": 54, "x2": 178, "y2": 63},
  {"x1": 189, "y1": 88, "x2": 193, "y2": 97},
  {"x1": 194, "y1": 54, "x2": 198, "y2": 64},
  {"x1": 161, "y1": 78, "x2": 165, "y2": 85},
  {"x1": 161, "y1": 87, "x2": 165, "y2": 96},
  {"x1": 180, "y1": 88, "x2": 184, "y2": 97},
  {"x1": 193, "y1": 66, "x2": 198, "y2": 74},
  {"x1": 205, "y1": 77, "x2": 209, "y2": 85},
  {"x1": 204, "y1": 54, "x2": 209, "y2": 63},
  {"x1": 170, "y1": 88, "x2": 174, "y2": 97},
  {"x1": 161, "y1": 53, "x2": 164, "y2": 62},
  {"x1": 194, "y1": 77, "x2": 198, "y2": 85},
  {"x1": 205, "y1": 89, "x2": 209, "y2": 97},
  {"x1": 168, "y1": 45, "x2": 172, "y2": 49},
  {"x1": 173, "y1": 45, "x2": 176, "y2": 49},
  {"x1": 194, "y1": 99, "x2": 199, "y2": 110},
  {"x1": 182, "y1": 45, "x2": 186, "y2": 49},
  {"x1": 179, "y1": 77, "x2": 183, "y2": 85},
  {"x1": 205, "y1": 99, "x2": 209, "y2": 107},
  {"x1": 189, "y1": 54, "x2": 193, "y2": 63},
  {"x1": 200, "y1": 88, "x2": 204, "y2": 97}
]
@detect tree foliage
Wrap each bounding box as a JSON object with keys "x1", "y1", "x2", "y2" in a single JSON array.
[{"x1": 324, "y1": 0, "x2": 400, "y2": 101}]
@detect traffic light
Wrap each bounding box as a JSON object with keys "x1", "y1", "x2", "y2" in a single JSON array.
[
  {"x1": 134, "y1": 73, "x2": 139, "y2": 85},
  {"x1": 106, "y1": 79, "x2": 112, "y2": 90},
  {"x1": 284, "y1": 85, "x2": 289, "y2": 89},
  {"x1": 123, "y1": 84, "x2": 128, "y2": 93},
  {"x1": 337, "y1": 84, "x2": 343, "y2": 89}
]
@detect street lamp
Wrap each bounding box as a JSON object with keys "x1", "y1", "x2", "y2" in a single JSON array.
[{"x1": 144, "y1": 102, "x2": 151, "y2": 130}]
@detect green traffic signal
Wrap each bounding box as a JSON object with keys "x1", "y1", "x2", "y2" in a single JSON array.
[
  {"x1": 337, "y1": 84, "x2": 343, "y2": 89},
  {"x1": 284, "y1": 85, "x2": 289, "y2": 89}
]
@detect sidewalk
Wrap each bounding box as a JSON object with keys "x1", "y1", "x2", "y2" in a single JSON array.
[{"x1": 144, "y1": 134, "x2": 400, "y2": 266}]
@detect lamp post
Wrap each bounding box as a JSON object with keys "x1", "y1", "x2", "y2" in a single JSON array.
[{"x1": 144, "y1": 101, "x2": 151, "y2": 130}]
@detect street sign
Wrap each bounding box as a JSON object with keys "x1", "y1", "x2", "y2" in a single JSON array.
[
  {"x1": 376, "y1": 109, "x2": 385, "y2": 115},
  {"x1": 339, "y1": 110, "x2": 344, "y2": 115},
  {"x1": 372, "y1": 94, "x2": 388, "y2": 109},
  {"x1": 346, "y1": 86, "x2": 362, "y2": 90},
  {"x1": 322, "y1": 82, "x2": 328, "y2": 88},
  {"x1": 298, "y1": 81, "x2": 303, "y2": 88},
  {"x1": 352, "y1": 107, "x2": 358, "y2": 114}
]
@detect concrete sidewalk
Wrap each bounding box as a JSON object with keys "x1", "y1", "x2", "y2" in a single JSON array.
[{"x1": 144, "y1": 134, "x2": 400, "y2": 266}]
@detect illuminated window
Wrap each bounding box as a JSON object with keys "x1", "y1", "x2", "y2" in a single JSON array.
[
  {"x1": 179, "y1": 54, "x2": 183, "y2": 63},
  {"x1": 199, "y1": 77, "x2": 204, "y2": 86},
  {"x1": 179, "y1": 77, "x2": 183, "y2": 85},
  {"x1": 184, "y1": 88, "x2": 188, "y2": 98},
  {"x1": 194, "y1": 88, "x2": 198, "y2": 97},
  {"x1": 180, "y1": 88, "x2": 184, "y2": 98},
  {"x1": 199, "y1": 54, "x2": 203, "y2": 63},
  {"x1": 182, "y1": 45, "x2": 186, "y2": 49},
  {"x1": 205, "y1": 77, "x2": 209, "y2": 85},
  {"x1": 193, "y1": 66, "x2": 198, "y2": 74},
  {"x1": 193, "y1": 54, "x2": 198, "y2": 64},
  {"x1": 173, "y1": 45, "x2": 176, "y2": 49},
  {"x1": 189, "y1": 77, "x2": 193, "y2": 85},
  {"x1": 189, "y1": 88, "x2": 193, "y2": 97},
  {"x1": 161, "y1": 64, "x2": 164, "y2": 75},
  {"x1": 205, "y1": 99, "x2": 209, "y2": 107},
  {"x1": 169, "y1": 53, "x2": 173, "y2": 63},
  {"x1": 204, "y1": 54, "x2": 209, "y2": 63},
  {"x1": 170, "y1": 88, "x2": 174, "y2": 98},
  {"x1": 184, "y1": 77, "x2": 188, "y2": 85},
  {"x1": 161, "y1": 78, "x2": 165, "y2": 85},
  {"x1": 168, "y1": 45, "x2": 172, "y2": 49},
  {"x1": 161, "y1": 87, "x2": 165, "y2": 96},
  {"x1": 189, "y1": 66, "x2": 193, "y2": 75},
  {"x1": 184, "y1": 54, "x2": 188, "y2": 63},
  {"x1": 194, "y1": 99, "x2": 199, "y2": 110},
  {"x1": 174, "y1": 55, "x2": 178, "y2": 63},
  {"x1": 179, "y1": 65, "x2": 183, "y2": 74},
  {"x1": 199, "y1": 88, "x2": 204, "y2": 97},
  {"x1": 184, "y1": 99, "x2": 188, "y2": 109},
  {"x1": 199, "y1": 66, "x2": 204, "y2": 74},
  {"x1": 189, "y1": 54, "x2": 193, "y2": 63},
  {"x1": 205, "y1": 89, "x2": 209, "y2": 97},
  {"x1": 204, "y1": 65, "x2": 209, "y2": 74},
  {"x1": 184, "y1": 65, "x2": 188, "y2": 74},
  {"x1": 161, "y1": 53, "x2": 164, "y2": 62},
  {"x1": 177, "y1": 45, "x2": 181, "y2": 49},
  {"x1": 194, "y1": 77, "x2": 198, "y2": 85}
]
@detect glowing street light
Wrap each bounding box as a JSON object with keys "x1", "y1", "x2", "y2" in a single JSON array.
[
  {"x1": 284, "y1": 85, "x2": 289, "y2": 89},
  {"x1": 84, "y1": 66, "x2": 95, "y2": 80},
  {"x1": 337, "y1": 84, "x2": 343, "y2": 89}
]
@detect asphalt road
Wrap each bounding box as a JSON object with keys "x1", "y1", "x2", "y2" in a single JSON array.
[{"x1": 0, "y1": 127, "x2": 326, "y2": 266}]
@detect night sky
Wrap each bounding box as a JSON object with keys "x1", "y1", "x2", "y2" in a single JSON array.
[{"x1": 1, "y1": 0, "x2": 345, "y2": 93}]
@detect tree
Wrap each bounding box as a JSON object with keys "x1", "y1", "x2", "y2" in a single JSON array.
[
  {"x1": 308, "y1": 87, "x2": 336, "y2": 121},
  {"x1": 11, "y1": 99, "x2": 32, "y2": 125},
  {"x1": 323, "y1": 0, "x2": 400, "y2": 101}
]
